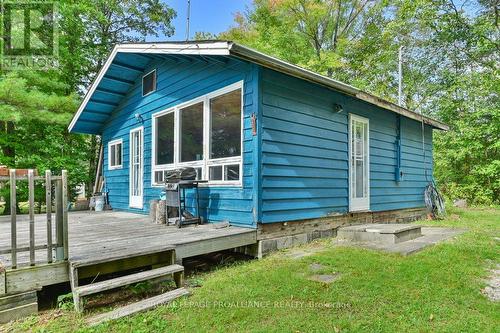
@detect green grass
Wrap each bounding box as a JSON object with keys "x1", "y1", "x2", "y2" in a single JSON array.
[{"x1": 4, "y1": 207, "x2": 500, "y2": 332}]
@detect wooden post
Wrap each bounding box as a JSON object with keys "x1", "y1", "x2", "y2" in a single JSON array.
[
  {"x1": 9, "y1": 169, "x2": 16, "y2": 269},
  {"x1": 0, "y1": 265, "x2": 5, "y2": 294},
  {"x1": 45, "y1": 170, "x2": 53, "y2": 263},
  {"x1": 28, "y1": 169, "x2": 35, "y2": 266},
  {"x1": 55, "y1": 179, "x2": 64, "y2": 261},
  {"x1": 62, "y1": 170, "x2": 69, "y2": 260}
]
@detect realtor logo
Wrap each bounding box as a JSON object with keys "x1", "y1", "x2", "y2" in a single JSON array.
[{"x1": 0, "y1": 0, "x2": 58, "y2": 70}]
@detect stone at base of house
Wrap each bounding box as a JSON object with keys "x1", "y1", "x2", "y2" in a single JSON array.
[
  {"x1": 246, "y1": 207, "x2": 428, "y2": 258},
  {"x1": 0, "y1": 290, "x2": 38, "y2": 324}
]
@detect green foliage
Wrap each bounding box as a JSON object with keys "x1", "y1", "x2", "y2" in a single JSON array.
[
  {"x1": 58, "y1": 0, "x2": 176, "y2": 91},
  {"x1": 6, "y1": 207, "x2": 500, "y2": 332},
  {"x1": 0, "y1": 0, "x2": 177, "y2": 211},
  {"x1": 219, "y1": 0, "x2": 499, "y2": 204},
  {"x1": 57, "y1": 292, "x2": 74, "y2": 311},
  {"x1": 0, "y1": 72, "x2": 76, "y2": 124},
  {"x1": 128, "y1": 281, "x2": 154, "y2": 295}
]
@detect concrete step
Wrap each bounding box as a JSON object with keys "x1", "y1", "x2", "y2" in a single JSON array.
[
  {"x1": 337, "y1": 223, "x2": 422, "y2": 245},
  {"x1": 86, "y1": 287, "x2": 189, "y2": 326}
]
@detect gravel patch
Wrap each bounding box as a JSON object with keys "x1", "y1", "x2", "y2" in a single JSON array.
[
  {"x1": 483, "y1": 264, "x2": 500, "y2": 302},
  {"x1": 308, "y1": 274, "x2": 340, "y2": 284}
]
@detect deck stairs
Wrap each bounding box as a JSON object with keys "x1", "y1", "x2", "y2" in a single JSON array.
[{"x1": 68, "y1": 248, "x2": 188, "y2": 325}]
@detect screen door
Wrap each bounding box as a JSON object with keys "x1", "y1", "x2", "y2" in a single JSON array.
[
  {"x1": 129, "y1": 127, "x2": 143, "y2": 209},
  {"x1": 349, "y1": 115, "x2": 370, "y2": 211}
]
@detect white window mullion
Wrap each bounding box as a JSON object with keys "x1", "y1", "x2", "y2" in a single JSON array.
[
  {"x1": 174, "y1": 107, "x2": 180, "y2": 166},
  {"x1": 203, "y1": 96, "x2": 210, "y2": 180},
  {"x1": 108, "y1": 139, "x2": 123, "y2": 170}
]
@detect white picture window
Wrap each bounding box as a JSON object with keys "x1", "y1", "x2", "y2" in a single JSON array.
[
  {"x1": 108, "y1": 139, "x2": 123, "y2": 170},
  {"x1": 152, "y1": 81, "x2": 243, "y2": 186}
]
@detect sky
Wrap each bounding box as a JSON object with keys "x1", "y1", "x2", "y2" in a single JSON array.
[{"x1": 147, "y1": 0, "x2": 253, "y2": 42}]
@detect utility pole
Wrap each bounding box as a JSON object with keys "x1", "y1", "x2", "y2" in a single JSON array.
[
  {"x1": 186, "y1": 0, "x2": 191, "y2": 41},
  {"x1": 398, "y1": 45, "x2": 404, "y2": 106}
]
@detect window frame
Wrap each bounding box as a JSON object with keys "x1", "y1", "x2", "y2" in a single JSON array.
[
  {"x1": 151, "y1": 81, "x2": 244, "y2": 187},
  {"x1": 142, "y1": 69, "x2": 157, "y2": 97},
  {"x1": 108, "y1": 138, "x2": 123, "y2": 170}
]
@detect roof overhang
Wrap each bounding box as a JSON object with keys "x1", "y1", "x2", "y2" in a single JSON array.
[{"x1": 69, "y1": 41, "x2": 448, "y2": 133}]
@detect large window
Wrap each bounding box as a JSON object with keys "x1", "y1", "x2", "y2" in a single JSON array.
[
  {"x1": 108, "y1": 139, "x2": 123, "y2": 170},
  {"x1": 155, "y1": 111, "x2": 174, "y2": 165},
  {"x1": 180, "y1": 102, "x2": 204, "y2": 162},
  {"x1": 210, "y1": 89, "x2": 242, "y2": 159},
  {"x1": 152, "y1": 81, "x2": 243, "y2": 186}
]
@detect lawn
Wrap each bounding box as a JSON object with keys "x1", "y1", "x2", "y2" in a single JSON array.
[{"x1": 4, "y1": 207, "x2": 499, "y2": 332}]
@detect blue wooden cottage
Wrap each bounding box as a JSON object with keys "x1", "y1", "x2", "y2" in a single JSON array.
[{"x1": 68, "y1": 41, "x2": 448, "y2": 231}]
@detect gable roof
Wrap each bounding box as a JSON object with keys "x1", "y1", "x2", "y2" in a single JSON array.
[{"x1": 68, "y1": 40, "x2": 448, "y2": 133}]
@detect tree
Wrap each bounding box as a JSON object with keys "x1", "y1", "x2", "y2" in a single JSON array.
[
  {"x1": 0, "y1": 71, "x2": 81, "y2": 213},
  {"x1": 58, "y1": 0, "x2": 176, "y2": 91},
  {"x1": 0, "y1": 0, "x2": 177, "y2": 213},
  {"x1": 216, "y1": 0, "x2": 499, "y2": 204},
  {"x1": 56, "y1": 0, "x2": 177, "y2": 196}
]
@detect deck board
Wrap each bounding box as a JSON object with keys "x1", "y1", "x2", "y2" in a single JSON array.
[{"x1": 0, "y1": 211, "x2": 256, "y2": 269}]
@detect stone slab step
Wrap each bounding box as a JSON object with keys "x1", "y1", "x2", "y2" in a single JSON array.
[
  {"x1": 86, "y1": 287, "x2": 189, "y2": 326},
  {"x1": 337, "y1": 223, "x2": 422, "y2": 244},
  {"x1": 75, "y1": 264, "x2": 184, "y2": 298}
]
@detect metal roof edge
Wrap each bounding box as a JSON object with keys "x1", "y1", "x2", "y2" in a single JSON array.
[
  {"x1": 69, "y1": 41, "x2": 448, "y2": 133},
  {"x1": 229, "y1": 42, "x2": 449, "y2": 131}
]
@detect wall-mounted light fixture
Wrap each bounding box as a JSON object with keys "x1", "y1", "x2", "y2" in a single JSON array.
[
  {"x1": 332, "y1": 103, "x2": 343, "y2": 113},
  {"x1": 134, "y1": 113, "x2": 143, "y2": 122}
]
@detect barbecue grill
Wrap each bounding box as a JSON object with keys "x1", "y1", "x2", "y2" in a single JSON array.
[{"x1": 164, "y1": 167, "x2": 207, "y2": 228}]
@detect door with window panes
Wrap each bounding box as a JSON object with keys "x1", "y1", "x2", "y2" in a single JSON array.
[
  {"x1": 130, "y1": 127, "x2": 143, "y2": 208},
  {"x1": 349, "y1": 114, "x2": 370, "y2": 211}
]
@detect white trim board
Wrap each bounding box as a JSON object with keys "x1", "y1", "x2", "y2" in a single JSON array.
[
  {"x1": 348, "y1": 114, "x2": 370, "y2": 212},
  {"x1": 107, "y1": 138, "x2": 123, "y2": 170},
  {"x1": 129, "y1": 126, "x2": 144, "y2": 209}
]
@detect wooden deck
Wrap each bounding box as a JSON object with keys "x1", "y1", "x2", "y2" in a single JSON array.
[{"x1": 0, "y1": 211, "x2": 257, "y2": 270}]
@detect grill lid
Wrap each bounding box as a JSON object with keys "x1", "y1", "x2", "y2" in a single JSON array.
[{"x1": 165, "y1": 167, "x2": 197, "y2": 183}]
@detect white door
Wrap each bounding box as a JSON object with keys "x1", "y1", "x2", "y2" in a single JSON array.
[
  {"x1": 349, "y1": 114, "x2": 370, "y2": 211},
  {"x1": 129, "y1": 126, "x2": 144, "y2": 209}
]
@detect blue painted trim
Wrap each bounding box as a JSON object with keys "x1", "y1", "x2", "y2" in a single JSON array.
[{"x1": 251, "y1": 65, "x2": 263, "y2": 225}]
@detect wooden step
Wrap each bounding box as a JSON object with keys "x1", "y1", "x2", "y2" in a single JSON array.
[
  {"x1": 86, "y1": 287, "x2": 190, "y2": 326},
  {"x1": 75, "y1": 264, "x2": 184, "y2": 298},
  {"x1": 0, "y1": 291, "x2": 38, "y2": 324},
  {"x1": 70, "y1": 245, "x2": 176, "y2": 268}
]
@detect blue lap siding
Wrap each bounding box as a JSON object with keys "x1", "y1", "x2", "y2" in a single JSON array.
[
  {"x1": 259, "y1": 68, "x2": 433, "y2": 223},
  {"x1": 101, "y1": 56, "x2": 258, "y2": 227},
  {"x1": 89, "y1": 55, "x2": 435, "y2": 228}
]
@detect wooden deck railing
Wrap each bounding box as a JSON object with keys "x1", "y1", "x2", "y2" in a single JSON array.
[{"x1": 1, "y1": 169, "x2": 69, "y2": 269}]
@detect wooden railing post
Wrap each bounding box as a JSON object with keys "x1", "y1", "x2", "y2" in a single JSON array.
[
  {"x1": 9, "y1": 169, "x2": 17, "y2": 269},
  {"x1": 61, "y1": 170, "x2": 69, "y2": 260},
  {"x1": 28, "y1": 170, "x2": 35, "y2": 266},
  {"x1": 45, "y1": 170, "x2": 53, "y2": 263},
  {"x1": 55, "y1": 179, "x2": 64, "y2": 261}
]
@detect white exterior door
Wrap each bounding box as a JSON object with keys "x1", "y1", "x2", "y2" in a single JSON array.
[
  {"x1": 129, "y1": 126, "x2": 144, "y2": 209},
  {"x1": 349, "y1": 114, "x2": 370, "y2": 211}
]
